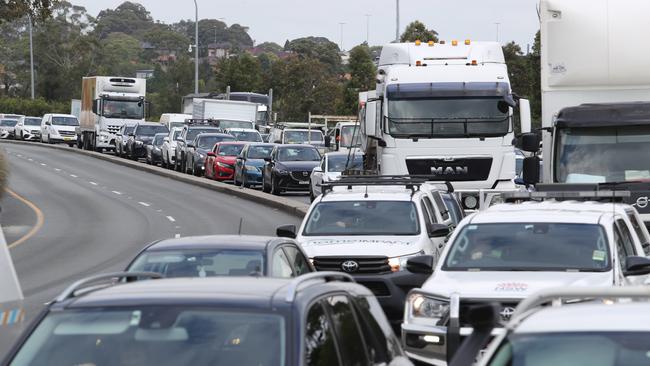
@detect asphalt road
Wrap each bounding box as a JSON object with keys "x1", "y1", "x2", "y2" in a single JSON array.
[{"x1": 0, "y1": 142, "x2": 302, "y2": 354}]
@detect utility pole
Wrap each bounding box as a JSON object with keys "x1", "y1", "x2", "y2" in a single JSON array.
[
  {"x1": 494, "y1": 22, "x2": 501, "y2": 43},
  {"x1": 28, "y1": 15, "x2": 34, "y2": 99},
  {"x1": 338, "y1": 22, "x2": 346, "y2": 51},
  {"x1": 365, "y1": 14, "x2": 371, "y2": 44},
  {"x1": 396, "y1": 0, "x2": 400, "y2": 42},
  {"x1": 193, "y1": 0, "x2": 199, "y2": 94}
]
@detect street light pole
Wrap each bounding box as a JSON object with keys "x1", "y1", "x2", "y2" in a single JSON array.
[
  {"x1": 494, "y1": 22, "x2": 501, "y2": 43},
  {"x1": 193, "y1": 0, "x2": 199, "y2": 94},
  {"x1": 365, "y1": 14, "x2": 371, "y2": 44},
  {"x1": 395, "y1": 0, "x2": 400, "y2": 42},
  {"x1": 338, "y1": 22, "x2": 346, "y2": 51},
  {"x1": 28, "y1": 15, "x2": 34, "y2": 99}
]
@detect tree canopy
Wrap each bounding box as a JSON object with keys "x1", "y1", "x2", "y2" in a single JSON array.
[{"x1": 400, "y1": 21, "x2": 439, "y2": 43}]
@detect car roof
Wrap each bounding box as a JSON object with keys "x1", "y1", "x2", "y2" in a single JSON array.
[
  {"x1": 144, "y1": 235, "x2": 278, "y2": 251},
  {"x1": 276, "y1": 144, "x2": 319, "y2": 149},
  {"x1": 136, "y1": 122, "x2": 166, "y2": 126},
  {"x1": 318, "y1": 185, "x2": 425, "y2": 202},
  {"x1": 48, "y1": 113, "x2": 76, "y2": 118},
  {"x1": 326, "y1": 151, "x2": 363, "y2": 158},
  {"x1": 515, "y1": 302, "x2": 650, "y2": 333},
  {"x1": 469, "y1": 201, "x2": 612, "y2": 225},
  {"x1": 196, "y1": 133, "x2": 230, "y2": 138},
  {"x1": 216, "y1": 141, "x2": 246, "y2": 146},
  {"x1": 226, "y1": 128, "x2": 258, "y2": 132},
  {"x1": 188, "y1": 126, "x2": 220, "y2": 130}
]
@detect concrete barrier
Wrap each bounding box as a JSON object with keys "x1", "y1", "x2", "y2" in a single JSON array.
[{"x1": 0, "y1": 140, "x2": 309, "y2": 217}]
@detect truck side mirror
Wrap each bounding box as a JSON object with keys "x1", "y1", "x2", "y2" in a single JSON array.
[
  {"x1": 519, "y1": 98, "x2": 531, "y2": 134},
  {"x1": 522, "y1": 156, "x2": 540, "y2": 185},
  {"x1": 92, "y1": 99, "x2": 100, "y2": 115},
  {"x1": 520, "y1": 133, "x2": 540, "y2": 153}
]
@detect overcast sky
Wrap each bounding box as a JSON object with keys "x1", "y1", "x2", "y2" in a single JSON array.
[{"x1": 74, "y1": 0, "x2": 540, "y2": 51}]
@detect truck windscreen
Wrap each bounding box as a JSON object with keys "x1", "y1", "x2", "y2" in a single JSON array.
[
  {"x1": 102, "y1": 100, "x2": 144, "y2": 119},
  {"x1": 387, "y1": 97, "x2": 509, "y2": 138},
  {"x1": 556, "y1": 126, "x2": 650, "y2": 183}
]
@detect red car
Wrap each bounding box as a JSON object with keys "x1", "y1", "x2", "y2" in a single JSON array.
[{"x1": 205, "y1": 141, "x2": 246, "y2": 181}]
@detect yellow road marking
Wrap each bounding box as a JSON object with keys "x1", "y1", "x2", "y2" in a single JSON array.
[{"x1": 5, "y1": 189, "x2": 44, "y2": 249}]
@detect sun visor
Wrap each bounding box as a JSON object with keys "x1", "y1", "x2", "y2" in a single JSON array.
[{"x1": 386, "y1": 82, "x2": 510, "y2": 99}]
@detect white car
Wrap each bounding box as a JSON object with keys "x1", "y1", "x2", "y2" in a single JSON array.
[
  {"x1": 225, "y1": 128, "x2": 262, "y2": 142},
  {"x1": 161, "y1": 127, "x2": 183, "y2": 169},
  {"x1": 401, "y1": 199, "x2": 650, "y2": 365},
  {"x1": 15, "y1": 116, "x2": 42, "y2": 141},
  {"x1": 40, "y1": 114, "x2": 79, "y2": 146},
  {"x1": 309, "y1": 150, "x2": 363, "y2": 201},
  {"x1": 0, "y1": 118, "x2": 19, "y2": 139},
  {"x1": 159, "y1": 113, "x2": 191, "y2": 130},
  {"x1": 277, "y1": 177, "x2": 454, "y2": 329}
]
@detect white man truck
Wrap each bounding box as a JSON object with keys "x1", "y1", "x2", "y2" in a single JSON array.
[
  {"x1": 520, "y1": 0, "x2": 650, "y2": 228},
  {"x1": 78, "y1": 76, "x2": 147, "y2": 151},
  {"x1": 359, "y1": 41, "x2": 531, "y2": 209}
]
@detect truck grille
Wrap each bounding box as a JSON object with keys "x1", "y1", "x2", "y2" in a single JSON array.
[
  {"x1": 59, "y1": 130, "x2": 76, "y2": 137},
  {"x1": 459, "y1": 300, "x2": 520, "y2": 326},
  {"x1": 312, "y1": 256, "x2": 391, "y2": 274},
  {"x1": 107, "y1": 125, "x2": 121, "y2": 133},
  {"x1": 406, "y1": 157, "x2": 493, "y2": 181},
  {"x1": 290, "y1": 171, "x2": 311, "y2": 182}
]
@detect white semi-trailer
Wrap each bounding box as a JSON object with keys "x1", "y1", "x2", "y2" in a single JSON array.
[
  {"x1": 359, "y1": 40, "x2": 531, "y2": 208},
  {"x1": 521, "y1": 0, "x2": 650, "y2": 226},
  {"x1": 78, "y1": 76, "x2": 147, "y2": 151}
]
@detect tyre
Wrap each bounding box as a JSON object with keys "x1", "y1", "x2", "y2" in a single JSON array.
[
  {"x1": 242, "y1": 174, "x2": 250, "y2": 188},
  {"x1": 271, "y1": 175, "x2": 281, "y2": 196},
  {"x1": 68, "y1": 143, "x2": 74, "y2": 148},
  {"x1": 262, "y1": 174, "x2": 271, "y2": 193},
  {"x1": 48, "y1": 135, "x2": 53, "y2": 144},
  {"x1": 234, "y1": 171, "x2": 240, "y2": 186}
]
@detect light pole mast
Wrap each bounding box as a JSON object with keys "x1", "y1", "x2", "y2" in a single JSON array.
[
  {"x1": 365, "y1": 14, "x2": 371, "y2": 44},
  {"x1": 338, "y1": 22, "x2": 346, "y2": 51},
  {"x1": 494, "y1": 22, "x2": 501, "y2": 43},
  {"x1": 28, "y1": 15, "x2": 34, "y2": 99},
  {"x1": 396, "y1": 0, "x2": 400, "y2": 42},
  {"x1": 193, "y1": 0, "x2": 199, "y2": 94}
]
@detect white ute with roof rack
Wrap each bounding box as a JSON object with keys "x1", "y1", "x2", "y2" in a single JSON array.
[{"x1": 401, "y1": 191, "x2": 650, "y2": 365}]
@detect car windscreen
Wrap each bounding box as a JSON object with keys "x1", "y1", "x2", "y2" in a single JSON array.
[
  {"x1": 136, "y1": 125, "x2": 168, "y2": 136},
  {"x1": 339, "y1": 125, "x2": 362, "y2": 147},
  {"x1": 283, "y1": 130, "x2": 324, "y2": 144},
  {"x1": 198, "y1": 135, "x2": 235, "y2": 150},
  {"x1": 186, "y1": 128, "x2": 219, "y2": 142},
  {"x1": 153, "y1": 134, "x2": 166, "y2": 146},
  {"x1": 218, "y1": 120, "x2": 254, "y2": 129},
  {"x1": 10, "y1": 307, "x2": 285, "y2": 366},
  {"x1": 277, "y1": 147, "x2": 320, "y2": 162},
  {"x1": 303, "y1": 201, "x2": 420, "y2": 236},
  {"x1": 487, "y1": 332, "x2": 650, "y2": 366},
  {"x1": 443, "y1": 223, "x2": 610, "y2": 272},
  {"x1": 128, "y1": 249, "x2": 265, "y2": 277},
  {"x1": 218, "y1": 144, "x2": 245, "y2": 156},
  {"x1": 248, "y1": 146, "x2": 274, "y2": 159},
  {"x1": 24, "y1": 118, "x2": 41, "y2": 126},
  {"x1": 172, "y1": 130, "x2": 181, "y2": 140},
  {"x1": 51, "y1": 116, "x2": 79, "y2": 126},
  {"x1": 327, "y1": 154, "x2": 363, "y2": 172},
  {"x1": 123, "y1": 126, "x2": 135, "y2": 135},
  {"x1": 0, "y1": 119, "x2": 17, "y2": 126},
  {"x1": 231, "y1": 131, "x2": 262, "y2": 142},
  {"x1": 170, "y1": 122, "x2": 184, "y2": 129}
]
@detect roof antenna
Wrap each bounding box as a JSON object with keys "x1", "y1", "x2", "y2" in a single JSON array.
[
  {"x1": 238, "y1": 217, "x2": 244, "y2": 235},
  {"x1": 364, "y1": 184, "x2": 369, "y2": 199}
]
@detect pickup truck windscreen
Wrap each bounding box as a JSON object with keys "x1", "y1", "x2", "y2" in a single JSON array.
[
  {"x1": 443, "y1": 223, "x2": 610, "y2": 272},
  {"x1": 52, "y1": 117, "x2": 79, "y2": 126},
  {"x1": 555, "y1": 126, "x2": 650, "y2": 183},
  {"x1": 283, "y1": 130, "x2": 324, "y2": 144}
]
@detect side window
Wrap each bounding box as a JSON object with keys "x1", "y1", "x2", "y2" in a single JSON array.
[
  {"x1": 283, "y1": 245, "x2": 311, "y2": 276},
  {"x1": 432, "y1": 193, "x2": 450, "y2": 221},
  {"x1": 421, "y1": 196, "x2": 438, "y2": 223},
  {"x1": 354, "y1": 296, "x2": 402, "y2": 361},
  {"x1": 627, "y1": 212, "x2": 650, "y2": 255},
  {"x1": 614, "y1": 226, "x2": 629, "y2": 270},
  {"x1": 420, "y1": 199, "x2": 435, "y2": 226},
  {"x1": 321, "y1": 157, "x2": 326, "y2": 172},
  {"x1": 617, "y1": 219, "x2": 637, "y2": 256},
  {"x1": 323, "y1": 295, "x2": 369, "y2": 366},
  {"x1": 271, "y1": 248, "x2": 294, "y2": 278},
  {"x1": 305, "y1": 302, "x2": 341, "y2": 366}
]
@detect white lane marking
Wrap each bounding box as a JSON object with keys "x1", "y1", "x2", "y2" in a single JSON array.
[
  {"x1": 40, "y1": 163, "x2": 46, "y2": 166},
  {"x1": 111, "y1": 191, "x2": 122, "y2": 195},
  {"x1": 89, "y1": 181, "x2": 98, "y2": 186},
  {"x1": 138, "y1": 202, "x2": 150, "y2": 207},
  {"x1": 174, "y1": 233, "x2": 181, "y2": 238},
  {"x1": 70, "y1": 174, "x2": 78, "y2": 178},
  {"x1": 166, "y1": 216, "x2": 176, "y2": 222},
  {"x1": 27, "y1": 158, "x2": 33, "y2": 161},
  {"x1": 54, "y1": 168, "x2": 61, "y2": 172}
]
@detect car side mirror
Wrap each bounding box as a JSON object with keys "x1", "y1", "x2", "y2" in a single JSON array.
[
  {"x1": 276, "y1": 225, "x2": 297, "y2": 239},
  {"x1": 187, "y1": 142, "x2": 194, "y2": 148},
  {"x1": 406, "y1": 255, "x2": 435, "y2": 275},
  {"x1": 313, "y1": 166, "x2": 323, "y2": 173},
  {"x1": 449, "y1": 303, "x2": 501, "y2": 366},
  {"x1": 522, "y1": 156, "x2": 540, "y2": 186},
  {"x1": 163, "y1": 137, "x2": 169, "y2": 142},
  {"x1": 427, "y1": 223, "x2": 450, "y2": 238},
  {"x1": 45, "y1": 121, "x2": 51, "y2": 126},
  {"x1": 128, "y1": 133, "x2": 134, "y2": 137},
  {"x1": 263, "y1": 157, "x2": 272, "y2": 162},
  {"x1": 624, "y1": 256, "x2": 650, "y2": 276},
  {"x1": 520, "y1": 132, "x2": 540, "y2": 153}
]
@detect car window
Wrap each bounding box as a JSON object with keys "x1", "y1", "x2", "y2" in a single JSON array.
[
  {"x1": 442, "y1": 194, "x2": 464, "y2": 225},
  {"x1": 353, "y1": 296, "x2": 396, "y2": 363},
  {"x1": 627, "y1": 211, "x2": 650, "y2": 255},
  {"x1": 420, "y1": 199, "x2": 435, "y2": 226},
  {"x1": 324, "y1": 295, "x2": 369, "y2": 366},
  {"x1": 616, "y1": 219, "x2": 637, "y2": 256},
  {"x1": 432, "y1": 193, "x2": 450, "y2": 221},
  {"x1": 271, "y1": 248, "x2": 294, "y2": 278},
  {"x1": 305, "y1": 302, "x2": 341, "y2": 366},
  {"x1": 282, "y1": 245, "x2": 311, "y2": 276},
  {"x1": 321, "y1": 157, "x2": 326, "y2": 172},
  {"x1": 421, "y1": 196, "x2": 438, "y2": 223},
  {"x1": 614, "y1": 226, "x2": 628, "y2": 270}
]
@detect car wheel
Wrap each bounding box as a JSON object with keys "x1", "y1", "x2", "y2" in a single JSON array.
[
  {"x1": 262, "y1": 174, "x2": 271, "y2": 193},
  {"x1": 271, "y1": 174, "x2": 281, "y2": 196},
  {"x1": 242, "y1": 174, "x2": 251, "y2": 188},
  {"x1": 48, "y1": 135, "x2": 53, "y2": 144}
]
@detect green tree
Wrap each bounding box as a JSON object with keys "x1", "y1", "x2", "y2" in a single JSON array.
[
  {"x1": 528, "y1": 31, "x2": 541, "y2": 125},
  {"x1": 215, "y1": 53, "x2": 263, "y2": 92},
  {"x1": 285, "y1": 37, "x2": 342, "y2": 73},
  {"x1": 256, "y1": 42, "x2": 283, "y2": 53},
  {"x1": 400, "y1": 21, "x2": 438, "y2": 43},
  {"x1": 96, "y1": 32, "x2": 141, "y2": 76},
  {"x1": 94, "y1": 1, "x2": 153, "y2": 39},
  {"x1": 0, "y1": 0, "x2": 59, "y2": 24},
  {"x1": 502, "y1": 41, "x2": 530, "y2": 99},
  {"x1": 348, "y1": 44, "x2": 376, "y2": 91}
]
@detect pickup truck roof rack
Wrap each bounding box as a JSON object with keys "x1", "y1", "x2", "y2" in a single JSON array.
[
  {"x1": 184, "y1": 118, "x2": 222, "y2": 127},
  {"x1": 502, "y1": 190, "x2": 630, "y2": 203},
  {"x1": 285, "y1": 272, "x2": 354, "y2": 302},
  {"x1": 321, "y1": 175, "x2": 453, "y2": 197},
  {"x1": 55, "y1": 272, "x2": 163, "y2": 303}
]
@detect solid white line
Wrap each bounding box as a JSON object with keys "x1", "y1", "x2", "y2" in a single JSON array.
[
  {"x1": 54, "y1": 168, "x2": 61, "y2": 172},
  {"x1": 70, "y1": 174, "x2": 78, "y2": 178},
  {"x1": 89, "y1": 181, "x2": 98, "y2": 186},
  {"x1": 166, "y1": 216, "x2": 176, "y2": 222},
  {"x1": 27, "y1": 158, "x2": 33, "y2": 161},
  {"x1": 111, "y1": 191, "x2": 122, "y2": 195},
  {"x1": 40, "y1": 163, "x2": 46, "y2": 166},
  {"x1": 174, "y1": 233, "x2": 181, "y2": 238},
  {"x1": 138, "y1": 202, "x2": 150, "y2": 207}
]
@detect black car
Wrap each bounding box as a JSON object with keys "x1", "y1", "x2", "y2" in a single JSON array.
[
  {"x1": 145, "y1": 133, "x2": 167, "y2": 165},
  {"x1": 125, "y1": 122, "x2": 169, "y2": 160},
  {"x1": 184, "y1": 133, "x2": 235, "y2": 176},
  {"x1": 125, "y1": 235, "x2": 313, "y2": 278},
  {"x1": 262, "y1": 144, "x2": 321, "y2": 195},
  {"x1": 174, "y1": 125, "x2": 222, "y2": 173},
  {"x1": 3, "y1": 273, "x2": 412, "y2": 365}
]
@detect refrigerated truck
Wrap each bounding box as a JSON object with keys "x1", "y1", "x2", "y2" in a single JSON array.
[
  {"x1": 192, "y1": 99, "x2": 257, "y2": 130},
  {"x1": 358, "y1": 40, "x2": 531, "y2": 209},
  {"x1": 521, "y1": 0, "x2": 650, "y2": 226},
  {"x1": 78, "y1": 76, "x2": 147, "y2": 151}
]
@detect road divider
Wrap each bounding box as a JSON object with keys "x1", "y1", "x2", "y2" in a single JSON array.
[{"x1": 0, "y1": 141, "x2": 309, "y2": 217}]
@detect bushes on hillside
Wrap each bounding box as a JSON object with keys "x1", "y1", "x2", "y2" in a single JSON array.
[{"x1": 0, "y1": 98, "x2": 68, "y2": 117}]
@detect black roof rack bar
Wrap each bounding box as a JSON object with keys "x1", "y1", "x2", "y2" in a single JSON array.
[
  {"x1": 321, "y1": 180, "x2": 422, "y2": 197},
  {"x1": 502, "y1": 190, "x2": 631, "y2": 203},
  {"x1": 285, "y1": 272, "x2": 355, "y2": 303},
  {"x1": 338, "y1": 175, "x2": 454, "y2": 192},
  {"x1": 184, "y1": 118, "x2": 222, "y2": 127},
  {"x1": 55, "y1": 272, "x2": 163, "y2": 303}
]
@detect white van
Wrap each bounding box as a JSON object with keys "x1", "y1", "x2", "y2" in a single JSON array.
[
  {"x1": 159, "y1": 113, "x2": 191, "y2": 130},
  {"x1": 40, "y1": 113, "x2": 79, "y2": 146}
]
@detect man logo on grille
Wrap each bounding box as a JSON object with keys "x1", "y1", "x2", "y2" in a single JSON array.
[
  {"x1": 499, "y1": 307, "x2": 515, "y2": 322},
  {"x1": 341, "y1": 260, "x2": 359, "y2": 273}
]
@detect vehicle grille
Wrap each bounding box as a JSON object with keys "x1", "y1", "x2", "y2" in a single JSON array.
[
  {"x1": 358, "y1": 281, "x2": 391, "y2": 297},
  {"x1": 59, "y1": 130, "x2": 76, "y2": 137},
  {"x1": 107, "y1": 125, "x2": 121, "y2": 134},
  {"x1": 290, "y1": 171, "x2": 311, "y2": 182},
  {"x1": 405, "y1": 157, "x2": 493, "y2": 181},
  {"x1": 459, "y1": 300, "x2": 520, "y2": 326},
  {"x1": 312, "y1": 256, "x2": 391, "y2": 274}
]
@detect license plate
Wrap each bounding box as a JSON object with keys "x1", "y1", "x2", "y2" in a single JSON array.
[
  {"x1": 298, "y1": 181, "x2": 309, "y2": 185},
  {"x1": 63, "y1": 137, "x2": 72, "y2": 141}
]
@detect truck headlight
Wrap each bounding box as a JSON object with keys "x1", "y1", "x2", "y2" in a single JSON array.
[
  {"x1": 407, "y1": 293, "x2": 449, "y2": 321},
  {"x1": 388, "y1": 251, "x2": 424, "y2": 272}
]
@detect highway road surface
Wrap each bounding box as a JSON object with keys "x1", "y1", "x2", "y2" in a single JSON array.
[{"x1": 0, "y1": 142, "x2": 302, "y2": 354}]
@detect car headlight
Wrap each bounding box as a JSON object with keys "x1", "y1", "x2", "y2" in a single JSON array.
[
  {"x1": 216, "y1": 162, "x2": 233, "y2": 169},
  {"x1": 199, "y1": 153, "x2": 206, "y2": 159},
  {"x1": 245, "y1": 165, "x2": 260, "y2": 172},
  {"x1": 135, "y1": 140, "x2": 144, "y2": 146},
  {"x1": 407, "y1": 293, "x2": 449, "y2": 321},
  {"x1": 275, "y1": 165, "x2": 289, "y2": 174},
  {"x1": 388, "y1": 251, "x2": 424, "y2": 272}
]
